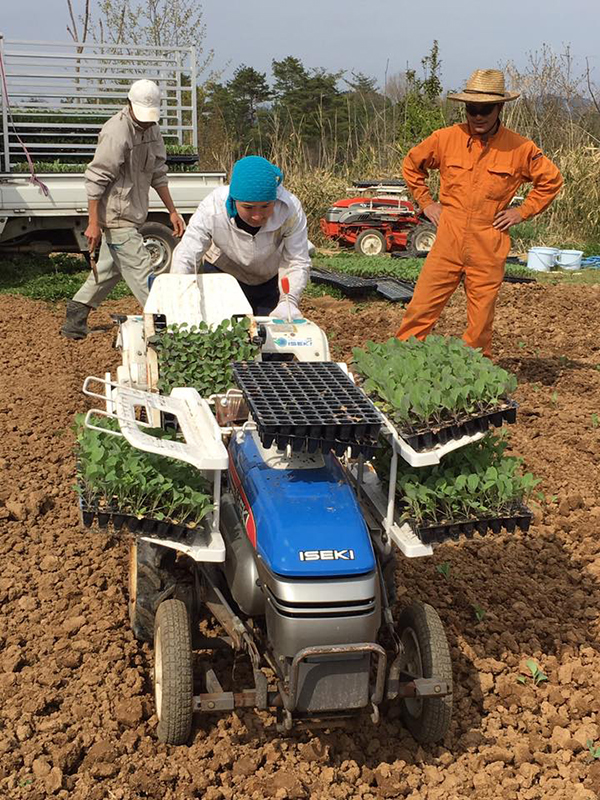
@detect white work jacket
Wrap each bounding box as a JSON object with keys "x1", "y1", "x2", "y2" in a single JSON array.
[{"x1": 171, "y1": 185, "x2": 310, "y2": 303}]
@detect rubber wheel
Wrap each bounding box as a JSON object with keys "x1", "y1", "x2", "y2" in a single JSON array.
[
  {"x1": 140, "y1": 221, "x2": 177, "y2": 274},
  {"x1": 406, "y1": 222, "x2": 436, "y2": 256},
  {"x1": 398, "y1": 602, "x2": 453, "y2": 743},
  {"x1": 154, "y1": 599, "x2": 193, "y2": 745},
  {"x1": 354, "y1": 228, "x2": 387, "y2": 256},
  {"x1": 129, "y1": 539, "x2": 176, "y2": 643}
]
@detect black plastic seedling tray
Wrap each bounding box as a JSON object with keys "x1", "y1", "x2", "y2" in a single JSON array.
[
  {"x1": 79, "y1": 497, "x2": 193, "y2": 538},
  {"x1": 310, "y1": 267, "x2": 377, "y2": 297},
  {"x1": 503, "y1": 274, "x2": 537, "y2": 284},
  {"x1": 310, "y1": 268, "x2": 414, "y2": 303},
  {"x1": 397, "y1": 400, "x2": 518, "y2": 452},
  {"x1": 412, "y1": 505, "x2": 533, "y2": 546},
  {"x1": 373, "y1": 278, "x2": 415, "y2": 302},
  {"x1": 232, "y1": 361, "x2": 383, "y2": 455}
]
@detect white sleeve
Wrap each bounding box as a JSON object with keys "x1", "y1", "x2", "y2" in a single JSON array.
[
  {"x1": 279, "y1": 196, "x2": 311, "y2": 304},
  {"x1": 170, "y1": 198, "x2": 215, "y2": 274}
]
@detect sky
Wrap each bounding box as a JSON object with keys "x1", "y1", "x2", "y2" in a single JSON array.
[{"x1": 2, "y1": 0, "x2": 600, "y2": 93}]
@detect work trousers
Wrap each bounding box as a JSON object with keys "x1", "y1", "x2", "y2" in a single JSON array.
[
  {"x1": 396, "y1": 256, "x2": 504, "y2": 358},
  {"x1": 73, "y1": 227, "x2": 153, "y2": 308}
]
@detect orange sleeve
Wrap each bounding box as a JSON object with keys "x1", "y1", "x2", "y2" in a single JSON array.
[
  {"x1": 402, "y1": 131, "x2": 441, "y2": 211},
  {"x1": 518, "y1": 144, "x2": 563, "y2": 221}
]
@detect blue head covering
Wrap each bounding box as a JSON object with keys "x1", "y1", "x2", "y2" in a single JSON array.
[{"x1": 226, "y1": 156, "x2": 284, "y2": 217}]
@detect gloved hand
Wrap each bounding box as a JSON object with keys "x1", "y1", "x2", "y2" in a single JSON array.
[{"x1": 270, "y1": 300, "x2": 302, "y2": 320}]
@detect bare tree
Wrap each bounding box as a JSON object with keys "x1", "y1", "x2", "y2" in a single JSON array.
[
  {"x1": 383, "y1": 71, "x2": 410, "y2": 104},
  {"x1": 66, "y1": 0, "x2": 91, "y2": 43}
]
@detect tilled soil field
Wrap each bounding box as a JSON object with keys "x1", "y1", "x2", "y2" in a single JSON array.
[{"x1": 1, "y1": 281, "x2": 600, "y2": 800}]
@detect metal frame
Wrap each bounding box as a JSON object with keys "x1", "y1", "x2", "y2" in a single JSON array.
[{"x1": 0, "y1": 33, "x2": 197, "y2": 172}]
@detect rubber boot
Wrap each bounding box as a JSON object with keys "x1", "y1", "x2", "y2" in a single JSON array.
[{"x1": 61, "y1": 300, "x2": 92, "y2": 340}]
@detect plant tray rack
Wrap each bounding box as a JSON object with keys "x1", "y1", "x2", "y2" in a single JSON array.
[
  {"x1": 393, "y1": 400, "x2": 518, "y2": 454},
  {"x1": 78, "y1": 497, "x2": 226, "y2": 562},
  {"x1": 232, "y1": 361, "x2": 383, "y2": 456},
  {"x1": 413, "y1": 505, "x2": 533, "y2": 546}
]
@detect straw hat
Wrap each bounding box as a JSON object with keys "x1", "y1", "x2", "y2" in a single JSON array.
[{"x1": 448, "y1": 69, "x2": 520, "y2": 104}]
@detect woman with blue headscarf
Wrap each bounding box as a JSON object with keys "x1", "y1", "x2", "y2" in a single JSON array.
[{"x1": 171, "y1": 156, "x2": 310, "y2": 317}]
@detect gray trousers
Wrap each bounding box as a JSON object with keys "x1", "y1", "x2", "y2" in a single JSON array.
[{"x1": 73, "y1": 227, "x2": 152, "y2": 308}]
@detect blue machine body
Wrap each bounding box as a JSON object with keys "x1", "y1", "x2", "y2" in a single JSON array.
[{"x1": 228, "y1": 435, "x2": 375, "y2": 578}]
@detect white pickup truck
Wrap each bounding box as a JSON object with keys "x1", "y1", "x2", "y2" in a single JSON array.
[
  {"x1": 0, "y1": 171, "x2": 225, "y2": 269},
  {"x1": 0, "y1": 35, "x2": 224, "y2": 268}
]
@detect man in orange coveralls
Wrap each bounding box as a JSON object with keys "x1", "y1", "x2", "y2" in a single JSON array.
[{"x1": 397, "y1": 69, "x2": 563, "y2": 357}]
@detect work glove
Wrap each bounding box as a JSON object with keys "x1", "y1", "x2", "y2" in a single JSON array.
[{"x1": 270, "y1": 300, "x2": 302, "y2": 320}]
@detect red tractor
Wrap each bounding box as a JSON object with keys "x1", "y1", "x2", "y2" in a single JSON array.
[{"x1": 320, "y1": 180, "x2": 436, "y2": 256}]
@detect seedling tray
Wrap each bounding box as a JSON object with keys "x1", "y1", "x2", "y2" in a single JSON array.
[
  {"x1": 396, "y1": 400, "x2": 517, "y2": 452},
  {"x1": 503, "y1": 274, "x2": 536, "y2": 284},
  {"x1": 310, "y1": 268, "x2": 414, "y2": 303},
  {"x1": 232, "y1": 361, "x2": 383, "y2": 455},
  {"x1": 373, "y1": 278, "x2": 414, "y2": 302},
  {"x1": 412, "y1": 505, "x2": 533, "y2": 546},
  {"x1": 310, "y1": 267, "x2": 376, "y2": 297},
  {"x1": 79, "y1": 496, "x2": 193, "y2": 538}
]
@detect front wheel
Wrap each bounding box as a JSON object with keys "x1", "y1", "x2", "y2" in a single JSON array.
[
  {"x1": 406, "y1": 222, "x2": 436, "y2": 256},
  {"x1": 140, "y1": 221, "x2": 178, "y2": 274},
  {"x1": 354, "y1": 228, "x2": 387, "y2": 256},
  {"x1": 398, "y1": 602, "x2": 452, "y2": 743},
  {"x1": 154, "y1": 599, "x2": 193, "y2": 745}
]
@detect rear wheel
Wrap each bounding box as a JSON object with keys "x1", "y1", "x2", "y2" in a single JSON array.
[
  {"x1": 141, "y1": 221, "x2": 177, "y2": 274},
  {"x1": 406, "y1": 222, "x2": 436, "y2": 256},
  {"x1": 398, "y1": 602, "x2": 452, "y2": 743},
  {"x1": 154, "y1": 599, "x2": 193, "y2": 745},
  {"x1": 129, "y1": 539, "x2": 176, "y2": 643},
  {"x1": 354, "y1": 228, "x2": 387, "y2": 256}
]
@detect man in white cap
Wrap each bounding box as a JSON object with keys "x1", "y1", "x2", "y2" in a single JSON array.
[
  {"x1": 61, "y1": 79, "x2": 185, "y2": 339},
  {"x1": 396, "y1": 68, "x2": 562, "y2": 357}
]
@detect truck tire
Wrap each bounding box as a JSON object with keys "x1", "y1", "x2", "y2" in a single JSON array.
[
  {"x1": 129, "y1": 539, "x2": 176, "y2": 643},
  {"x1": 140, "y1": 222, "x2": 177, "y2": 274},
  {"x1": 406, "y1": 222, "x2": 436, "y2": 256},
  {"x1": 397, "y1": 602, "x2": 452, "y2": 743},
  {"x1": 154, "y1": 599, "x2": 193, "y2": 745},
  {"x1": 354, "y1": 229, "x2": 387, "y2": 256}
]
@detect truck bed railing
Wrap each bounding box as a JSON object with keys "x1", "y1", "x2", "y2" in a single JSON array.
[{"x1": 0, "y1": 34, "x2": 198, "y2": 172}]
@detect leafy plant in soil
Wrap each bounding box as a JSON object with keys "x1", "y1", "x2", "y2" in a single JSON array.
[
  {"x1": 517, "y1": 659, "x2": 548, "y2": 686},
  {"x1": 586, "y1": 740, "x2": 600, "y2": 760},
  {"x1": 374, "y1": 433, "x2": 539, "y2": 527},
  {"x1": 353, "y1": 335, "x2": 517, "y2": 438},
  {"x1": 152, "y1": 317, "x2": 259, "y2": 398},
  {"x1": 74, "y1": 415, "x2": 213, "y2": 526}
]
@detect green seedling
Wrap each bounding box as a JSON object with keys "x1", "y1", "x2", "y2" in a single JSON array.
[
  {"x1": 75, "y1": 415, "x2": 213, "y2": 525},
  {"x1": 516, "y1": 674, "x2": 528, "y2": 685},
  {"x1": 473, "y1": 604, "x2": 486, "y2": 622},
  {"x1": 353, "y1": 334, "x2": 518, "y2": 434},
  {"x1": 518, "y1": 341, "x2": 526, "y2": 349},
  {"x1": 374, "y1": 433, "x2": 539, "y2": 528},
  {"x1": 525, "y1": 658, "x2": 548, "y2": 685},
  {"x1": 436, "y1": 562, "x2": 451, "y2": 579},
  {"x1": 155, "y1": 317, "x2": 259, "y2": 398},
  {"x1": 550, "y1": 391, "x2": 559, "y2": 407},
  {"x1": 592, "y1": 413, "x2": 599, "y2": 429},
  {"x1": 586, "y1": 740, "x2": 600, "y2": 760}
]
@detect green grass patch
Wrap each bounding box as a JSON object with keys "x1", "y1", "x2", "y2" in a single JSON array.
[{"x1": 0, "y1": 253, "x2": 132, "y2": 302}]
